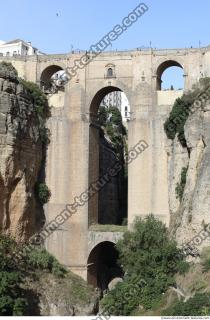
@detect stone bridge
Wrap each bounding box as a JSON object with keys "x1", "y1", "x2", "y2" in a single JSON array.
[{"x1": 1, "y1": 45, "x2": 210, "y2": 286}]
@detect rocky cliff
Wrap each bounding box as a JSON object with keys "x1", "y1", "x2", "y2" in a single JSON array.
[
  {"x1": 167, "y1": 80, "x2": 210, "y2": 252},
  {"x1": 23, "y1": 271, "x2": 98, "y2": 316},
  {"x1": 0, "y1": 62, "x2": 46, "y2": 241}
]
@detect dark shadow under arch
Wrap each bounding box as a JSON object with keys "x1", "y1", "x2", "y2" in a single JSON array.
[
  {"x1": 87, "y1": 241, "x2": 123, "y2": 290},
  {"x1": 40, "y1": 65, "x2": 64, "y2": 88},
  {"x1": 88, "y1": 86, "x2": 129, "y2": 227},
  {"x1": 156, "y1": 60, "x2": 184, "y2": 90}
]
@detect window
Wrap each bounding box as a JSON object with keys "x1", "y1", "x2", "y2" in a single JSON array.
[
  {"x1": 125, "y1": 111, "x2": 128, "y2": 117},
  {"x1": 107, "y1": 68, "x2": 113, "y2": 78},
  {"x1": 6, "y1": 52, "x2": 10, "y2": 56},
  {"x1": 105, "y1": 64, "x2": 116, "y2": 79},
  {"x1": 13, "y1": 51, "x2": 17, "y2": 56},
  {"x1": 125, "y1": 106, "x2": 128, "y2": 111}
]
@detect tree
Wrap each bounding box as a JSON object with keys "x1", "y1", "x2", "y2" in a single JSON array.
[
  {"x1": 0, "y1": 236, "x2": 27, "y2": 315},
  {"x1": 0, "y1": 235, "x2": 66, "y2": 315},
  {"x1": 101, "y1": 215, "x2": 188, "y2": 315}
]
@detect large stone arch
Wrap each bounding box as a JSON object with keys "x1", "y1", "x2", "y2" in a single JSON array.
[
  {"x1": 87, "y1": 240, "x2": 122, "y2": 289},
  {"x1": 86, "y1": 80, "x2": 132, "y2": 116},
  {"x1": 89, "y1": 85, "x2": 121, "y2": 117},
  {"x1": 155, "y1": 59, "x2": 185, "y2": 90},
  {"x1": 88, "y1": 85, "x2": 130, "y2": 226}
]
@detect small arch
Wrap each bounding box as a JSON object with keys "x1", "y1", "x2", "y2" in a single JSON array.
[
  {"x1": 40, "y1": 65, "x2": 65, "y2": 93},
  {"x1": 87, "y1": 241, "x2": 123, "y2": 290},
  {"x1": 107, "y1": 68, "x2": 113, "y2": 78},
  {"x1": 156, "y1": 60, "x2": 184, "y2": 90}
]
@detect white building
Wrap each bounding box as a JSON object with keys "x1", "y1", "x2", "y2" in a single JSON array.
[
  {"x1": 101, "y1": 91, "x2": 122, "y2": 110},
  {"x1": 120, "y1": 92, "x2": 130, "y2": 123},
  {"x1": 0, "y1": 39, "x2": 44, "y2": 57},
  {"x1": 100, "y1": 91, "x2": 130, "y2": 123}
]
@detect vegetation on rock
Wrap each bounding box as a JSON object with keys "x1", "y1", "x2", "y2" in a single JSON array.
[
  {"x1": 0, "y1": 234, "x2": 95, "y2": 316},
  {"x1": 0, "y1": 61, "x2": 18, "y2": 78},
  {"x1": 164, "y1": 97, "x2": 191, "y2": 147},
  {"x1": 36, "y1": 183, "x2": 51, "y2": 205},
  {"x1": 20, "y1": 79, "x2": 51, "y2": 145},
  {"x1": 164, "y1": 77, "x2": 210, "y2": 147},
  {"x1": 27, "y1": 247, "x2": 66, "y2": 277},
  {"x1": 101, "y1": 215, "x2": 189, "y2": 315},
  {"x1": 0, "y1": 236, "x2": 27, "y2": 316},
  {"x1": 20, "y1": 79, "x2": 50, "y2": 119},
  {"x1": 19, "y1": 79, "x2": 51, "y2": 206},
  {"x1": 0, "y1": 235, "x2": 67, "y2": 315},
  {"x1": 162, "y1": 293, "x2": 210, "y2": 316},
  {"x1": 175, "y1": 166, "x2": 188, "y2": 202},
  {"x1": 201, "y1": 247, "x2": 210, "y2": 272}
]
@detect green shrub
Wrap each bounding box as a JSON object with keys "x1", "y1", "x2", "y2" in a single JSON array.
[
  {"x1": 164, "y1": 78, "x2": 210, "y2": 147},
  {"x1": 0, "y1": 234, "x2": 68, "y2": 315},
  {"x1": 0, "y1": 272, "x2": 26, "y2": 315},
  {"x1": 98, "y1": 105, "x2": 127, "y2": 157},
  {"x1": 101, "y1": 215, "x2": 189, "y2": 315},
  {"x1": 162, "y1": 293, "x2": 210, "y2": 316},
  {"x1": 12, "y1": 298, "x2": 28, "y2": 316},
  {"x1": 98, "y1": 106, "x2": 108, "y2": 127},
  {"x1": 0, "y1": 237, "x2": 27, "y2": 316},
  {"x1": 20, "y1": 80, "x2": 50, "y2": 119},
  {"x1": 20, "y1": 80, "x2": 51, "y2": 145},
  {"x1": 108, "y1": 106, "x2": 122, "y2": 126},
  {"x1": 176, "y1": 260, "x2": 190, "y2": 274},
  {"x1": 164, "y1": 97, "x2": 191, "y2": 147},
  {"x1": 27, "y1": 248, "x2": 67, "y2": 277},
  {"x1": 39, "y1": 127, "x2": 51, "y2": 145},
  {"x1": 176, "y1": 166, "x2": 188, "y2": 202},
  {"x1": 101, "y1": 276, "x2": 146, "y2": 316},
  {"x1": 36, "y1": 183, "x2": 51, "y2": 205}
]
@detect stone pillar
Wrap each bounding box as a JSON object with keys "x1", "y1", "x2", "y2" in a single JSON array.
[{"x1": 45, "y1": 84, "x2": 89, "y2": 280}]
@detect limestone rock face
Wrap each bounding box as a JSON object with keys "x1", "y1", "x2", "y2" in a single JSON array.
[
  {"x1": 169, "y1": 98, "x2": 210, "y2": 249},
  {"x1": 0, "y1": 64, "x2": 45, "y2": 241},
  {"x1": 108, "y1": 277, "x2": 123, "y2": 291},
  {"x1": 23, "y1": 272, "x2": 98, "y2": 316}
]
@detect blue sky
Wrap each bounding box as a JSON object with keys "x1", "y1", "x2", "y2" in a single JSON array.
[{"x1": 0, "y1": 0, "x2": 209, "y2": 88}]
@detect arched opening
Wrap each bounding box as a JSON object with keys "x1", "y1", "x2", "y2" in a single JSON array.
[
  {"x1": 40, "y1": 65, "x2": 68, "y2": 94},
  {"x1": 87, "y1": 241, "x2": 123, "y2": 290},
  {"x1": 107, "y1": 68, "x2": 113, "y2": 78},
  {"x1": 156, "y1": 60, "x2": 184, "y2": 90},
  {"x1": 88, "y1": 86, "x2": 129, "y2": 227}
]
